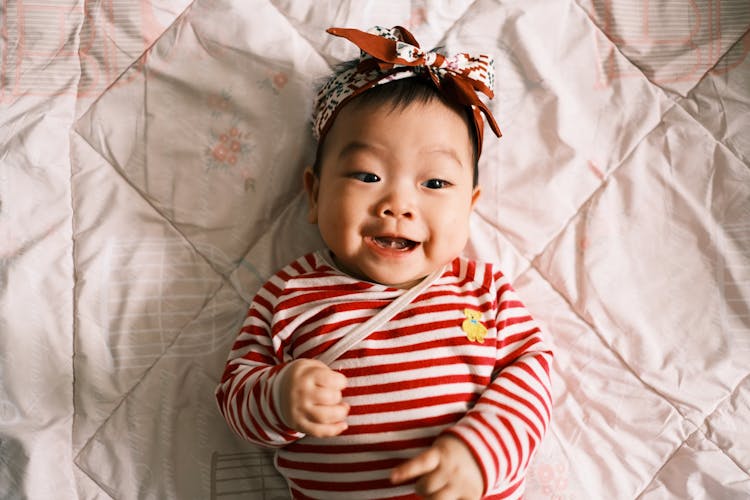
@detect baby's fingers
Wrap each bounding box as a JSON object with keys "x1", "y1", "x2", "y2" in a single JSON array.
[
  {"x1": 390, "y1": 447, "x2": 440, "y2": 485},
  {"x1": 311, "y1": 386, "x2": 346, "y2": 406},
  {"x1": 305, "y1": 420, "x2": 348, "y2": 438},
  {"x1": 299, "y1": 403, "x2": 349, "y2": 437},
  {"x1": 305, "y1": 401, "x2": 349, "y2": 424},
  {"x1": 312, "y1": 366, "x2": 348, "y2": 391}
]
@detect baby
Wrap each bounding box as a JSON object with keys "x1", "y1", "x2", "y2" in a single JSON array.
[{"x1": 216, "y1": 26, "x2": 553, "y2": 500}]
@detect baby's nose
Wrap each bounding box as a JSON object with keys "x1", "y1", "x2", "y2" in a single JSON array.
[
  {"x1": 381, "y1": 206, "x2": 413, "y2": 218},
  {"x1": 377, "y1": 193, "x2": 414, "y2": 219}
]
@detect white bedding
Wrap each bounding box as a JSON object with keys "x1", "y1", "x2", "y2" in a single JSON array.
[{"x1": 1, "y1": 1, "x2": 749, "y2": 498}]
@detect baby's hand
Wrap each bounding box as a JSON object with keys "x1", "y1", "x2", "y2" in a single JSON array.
[
  {"x1": 278, "y1": 359, "x2": 349, "y2": 438},
  {"x1": 390, "y1": 435, "x2": 484, "y2": 500}
]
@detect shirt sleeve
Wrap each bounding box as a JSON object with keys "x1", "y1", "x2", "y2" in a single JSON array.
[
  {"x1": 215, "y1": 280, "x2": 305, "y2": 448},
  {"x1": 443, "y1": 268, "x2": 553, "y2": 495}
]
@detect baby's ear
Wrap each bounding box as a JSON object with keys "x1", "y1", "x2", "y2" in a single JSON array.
[
  {"x1": 303, "y1": 166, "x2": 319, "y2": 224},
  {"x1": 470, "y1": 186, "x2": 481, "y2": 209}
]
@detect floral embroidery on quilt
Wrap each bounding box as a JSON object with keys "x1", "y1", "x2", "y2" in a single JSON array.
[
  {"x1": 532, "y1": 460, "x2": 570, "y2": 499},
  {"x1": 257, "y1": 70, "x2": 289, "y2": 95},
  {"x1": 204, "y1": 90, "x2": 256, "y2": 190}
]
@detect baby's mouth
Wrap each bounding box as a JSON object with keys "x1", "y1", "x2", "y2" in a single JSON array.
[{"x1": 371, "y1": 236, "x2": 418, "y2": 251}]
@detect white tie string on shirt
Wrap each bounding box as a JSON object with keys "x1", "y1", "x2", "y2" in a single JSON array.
[{"x1": 316, "y1": 266, "x2": 445, "y2": 366}]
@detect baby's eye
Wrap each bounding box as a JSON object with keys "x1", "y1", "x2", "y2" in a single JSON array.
[
  {"x1": 422, "y1": 178, "x2": 451, "y2": 189},
  {"x1": 351, "y1": 172, "x2": 381, "y2": 183}
]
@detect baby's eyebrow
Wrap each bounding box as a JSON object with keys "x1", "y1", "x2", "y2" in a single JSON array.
[
  {"x1": 422, "y1": 147, "x2": 466, "y2": 168},
  {"x1": 338, "y1": 141, "x2": 384, "y2": 160},
  {"x1": 337, "y1": 141, "x2": 468, "y2": 169}
]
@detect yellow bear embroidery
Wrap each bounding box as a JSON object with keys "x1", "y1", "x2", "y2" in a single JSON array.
[{"x1": 462, "y1": 309, "x2": 487, "y2": 343}]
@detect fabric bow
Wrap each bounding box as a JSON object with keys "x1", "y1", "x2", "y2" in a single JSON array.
[{"x1": 313, "y1": 26, "x2": 502, "y2": 153}]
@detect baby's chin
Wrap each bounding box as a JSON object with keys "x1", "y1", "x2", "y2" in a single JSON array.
[
  {"x1": 358, "y1": 265, "x2": 435, "y2": 289},
  {"x1": 374, "y1": 275, "x2": 428, "y2": 289},
  {"x1": 331, "y1": 255, "x2": 426, "y2": 289}
]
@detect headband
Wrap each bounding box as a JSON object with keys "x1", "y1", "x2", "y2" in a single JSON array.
[{"x1": 313, "y1": 26, "x2": 502, "y2": 154}]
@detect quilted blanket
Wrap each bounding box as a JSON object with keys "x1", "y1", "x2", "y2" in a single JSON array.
[{"x1": 1, "y1": 1, "x2": 749, "y2": 498}]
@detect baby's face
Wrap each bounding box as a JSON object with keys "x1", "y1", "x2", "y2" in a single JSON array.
[{"x1": 305, "y1": 97, "x2": 479, "y2": 288}]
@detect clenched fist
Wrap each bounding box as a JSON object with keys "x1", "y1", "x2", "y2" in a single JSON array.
[{"x1": 277, "y1": 359, "x2": 350, "y2": 438}]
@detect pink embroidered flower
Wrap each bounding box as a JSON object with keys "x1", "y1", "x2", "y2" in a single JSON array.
[
  {"x1": 208, "y1": 127, "x2": 248, "y2": 167},
  {"x1": 538, "y1": 463, "x2": 555, "y2": 484},
  {"x1": 212, "y1": 144, "x2": 228, "y2": 161},
  {"x1": 203, "y1": 87, "x2": 258, "y2": 177},
  {"x1": 272, "y1": 72, "x2": 288, "y2": 90}
]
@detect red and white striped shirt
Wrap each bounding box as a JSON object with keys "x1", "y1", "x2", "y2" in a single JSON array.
[{"x1": 216, "y1": 250, "x2": 553, "y2": 499}]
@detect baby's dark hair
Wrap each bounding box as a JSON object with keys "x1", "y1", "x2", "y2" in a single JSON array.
[{"x1": 312, "y1": 64, "x2": 480, "y2": 186}]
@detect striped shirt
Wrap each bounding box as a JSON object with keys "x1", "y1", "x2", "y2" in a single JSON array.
[{"x1": 216, "y1": 250, "x2": 553, "y2": 499}]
